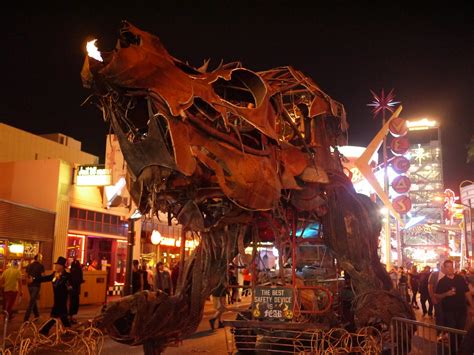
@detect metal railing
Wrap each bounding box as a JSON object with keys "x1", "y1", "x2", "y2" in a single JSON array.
[
  {"x1": 224, "y1": 320, "x2": 383, "y2": 354},
  {"x1": 390, "y1": 316, "x2": 468, "y2": 355}
]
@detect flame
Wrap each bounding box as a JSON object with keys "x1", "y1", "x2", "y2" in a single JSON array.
[{"x1": 86, "y1": 39, "x2": 103, "y2": 62}]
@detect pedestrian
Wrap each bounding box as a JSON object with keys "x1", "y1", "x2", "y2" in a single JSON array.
[
  {"x1": 419, "y1": 265, "x2": 433, "y2": 317},
  {"x1": 154, "y1": 262, "x2": 172, "y2": 295},
  {"x1": 466, "y1": 267, "x2": 474, "y2": 330},
  {"x1": 140, "y1": 261, "x2": 152, "y2": 291},
  {"x1": 428, "y1": 263, "x2": 445, "y2": 330},
  {"x1": 68, "y1": 260, "x2": 84, "y2": 324},
  {"x1": 435, "y1": 260, "x2": 474, "y2": 352},
  {"x1": 132, "y1": 260, "x2": 142, "y2": 294},
  {"x1": 389, "y1": 267, "x2": 398, "y2": 289},
  {"x1": 1, "y1": 260, "x2": 22, "y2": 319},
  {"x1": 37, "y1": 257, "x2": 72, "y2": 335},
  {"x1": 24, "y1": 254, "x2": 45, "y2": 322},
  {"x1": 459, "y1": 324, "x2": 474, "y2": 355},
  {"x1": 209, "y1": 282, "x2": 227, "y2": 330},
  {"x1": 408, "y1": 265, "x2": 420, "y2": 309},
  {"x1": 171, "y1": 262, "x2": 180, "y2": 294},
  {"x1": 398, "y1": 267, "x2": 409, "y2": 303}
]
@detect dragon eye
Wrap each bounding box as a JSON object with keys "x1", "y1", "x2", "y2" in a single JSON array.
[{"x1": 119, "y1": 30, "x2": 141, "y2": 48}]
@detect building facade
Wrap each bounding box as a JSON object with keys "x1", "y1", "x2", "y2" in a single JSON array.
[
  {"x1": 0, "y1": 123, "x2": 99, "y2": 269},
  {"x1": 0, "y1": 124, "x2": 197, "y2": 293}
]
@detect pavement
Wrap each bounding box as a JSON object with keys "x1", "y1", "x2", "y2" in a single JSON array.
[{"x1": 0, "y1": 295, "x2": 251, "y2": 354}]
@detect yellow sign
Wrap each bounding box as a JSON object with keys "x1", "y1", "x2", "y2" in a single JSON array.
[{"x1": 75, "y1": 165, "x2": 112, "y2": 186}]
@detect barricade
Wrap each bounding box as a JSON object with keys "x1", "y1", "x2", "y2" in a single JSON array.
[
  {"x1": 390, "y1": 316, "x2": 468, "y2": 355},
  {"x1": 224, "y1": 320, "x2": 383, "y2": 354}
]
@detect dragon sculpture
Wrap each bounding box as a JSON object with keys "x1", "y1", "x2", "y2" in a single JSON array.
[{"x1": 82, "y1": 22, "x2": 413, "y2": 354}]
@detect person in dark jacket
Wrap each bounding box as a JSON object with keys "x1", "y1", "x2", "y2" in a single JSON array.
[
  {"x1": 141, "y1": 261, "x2": 151, "y2": 291},
  {"x1": 408, "y1": 265, "x2": 420, "y2": 309},
  {"x1": 37, "y1": 256, "x2": 72, "y2": 335},
  {"x1": 132, "y1": 260, "x2": 142, "y2": 294},
  {"x1": 24, "y1": 254, "x2": 45, "y2": 322},
  {"x1": 68, "y1": 260, "x2": 84, "y2": 324},
  {"x1": 419, "y1": 265, "x2": 433, "y2": 317},
  {"x1": 154, "y1": 262, "x2": 172, "y2": 295},
  {"x1": 171, "y1": 262, "x2": 180, "y2": 295}
]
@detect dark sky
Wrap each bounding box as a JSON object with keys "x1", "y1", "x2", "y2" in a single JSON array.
[{"x1": 1, "y1": 1, "x2": 473, "y2": 192}]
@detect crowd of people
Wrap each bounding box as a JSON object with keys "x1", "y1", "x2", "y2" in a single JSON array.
[
  {"x1": 0, "y1": 255, "x2": 85, "y2": 336},
  {"x1": 130, "y1": 259, "x2": 180, "y2": 295},
  {"x1": 389, "y1": 260, "x2": 474, "y2": 351}
]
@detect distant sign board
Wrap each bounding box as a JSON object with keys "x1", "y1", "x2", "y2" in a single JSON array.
[
  {"x1": 75, "y1": 165, "x2": 112, "y2": 186},
  {"x1": 252, "y1": 286, "x2": 294, "y2": 321}
]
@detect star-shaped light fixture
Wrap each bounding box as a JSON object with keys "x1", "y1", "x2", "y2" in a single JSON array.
[
  {"x1": 412, "y1": 144, "x2": 429, "y2": 165},
  {"x1": 367, "y1": 89, "x2": 400, "y2": 119}
]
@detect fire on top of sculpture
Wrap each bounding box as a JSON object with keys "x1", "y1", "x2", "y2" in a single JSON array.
[{"x1": 82, "y1": 21, "x2": 413, "y2": 354}]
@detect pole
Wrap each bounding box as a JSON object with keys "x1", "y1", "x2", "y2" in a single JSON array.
[
  {"x1": 382, "y1": 110, "x2": 391, "y2": 270},
  {"x1": 124, "y1": 218, "x2": 135, "y2": 296},
  {"x1": 396, "y1": 219, "x2": 402, "y2": 266},
  {"x1": 466, "y1": 199, "x2": 474, "y2": 258},
  {"x1": 466, "y1": 199, "x2": 472, "y2": 260},
  {"x1": 179, "y1": 228, "x2": 186, "y2": 280}
]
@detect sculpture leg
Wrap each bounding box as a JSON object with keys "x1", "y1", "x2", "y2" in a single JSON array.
[
  {"x1": 96, "y1": 226, "x2": 243, "y2": 354},
  {"x1": 323, "y1": 183, "x2": 415, "y2": 327}
]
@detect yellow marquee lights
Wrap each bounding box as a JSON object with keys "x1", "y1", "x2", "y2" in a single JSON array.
[
  {"x1": 150, "y1": 230, "x2": 198, "y2": 249},
  {"x1": 8, "y1": 243, "x2": 24, "y2": 254},
  {"x1": 406, "y1": 118, "x2": 439, "y2": 131}
]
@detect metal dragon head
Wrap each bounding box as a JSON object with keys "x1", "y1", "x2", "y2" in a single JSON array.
[{"x1": 82, "y1": 21, "x2": 348, "y2": 231}]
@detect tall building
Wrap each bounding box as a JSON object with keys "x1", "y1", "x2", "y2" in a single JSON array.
[
  {"x1": 406, "y1": 119, "x2": 443, "y2": 224},
  {"x1": 402, "y1": 119, "x2": 449, "y2": 265}
]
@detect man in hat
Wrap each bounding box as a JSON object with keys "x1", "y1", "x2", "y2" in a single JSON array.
[{"x1": 36, "y1": 256, "x2": 72, "y2": 335}]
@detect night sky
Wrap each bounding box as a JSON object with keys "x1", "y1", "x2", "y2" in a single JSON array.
[{"x1": 2, "y1": 1, "x2": 473, "y2": 192}]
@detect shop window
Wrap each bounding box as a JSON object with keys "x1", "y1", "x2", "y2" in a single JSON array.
[
  {"x1": 67, "y1": 234, "x2": 85, "y2": 264},
  {"x1": 70, "y1": 208, "x2": 78, "y2": 219},
  {"x1": 95, "y1": 212, "x2": 103, "y2": 223},
  {"x1": 0, "y1": 241, "x2": 40, "y2": 271},
  {"x1": 78, "y1": 209, "x2": 86, "y2": 219},
  {"x1": 70, "y1": 208, "x2": 128, "y2": 237}
]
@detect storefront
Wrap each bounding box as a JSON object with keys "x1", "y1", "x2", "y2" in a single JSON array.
[
  {"x1": 141, "y1": 219, "x2": 198, "y2": 268},
  {"x1": 68, "y1": 207, "x2": 128, "y2": 287},
  {"x1": 0, "y1": 199, "x2": 54, "y2": 270}
]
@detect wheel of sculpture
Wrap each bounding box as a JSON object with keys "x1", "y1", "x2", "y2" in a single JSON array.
[{"x1": 82, "y1": 21, "x2": 414, "y2": 354}]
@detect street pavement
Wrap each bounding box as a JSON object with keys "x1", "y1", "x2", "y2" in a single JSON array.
[{"x1": 1, "y1": 296, "x2": 250, "y2": 354}]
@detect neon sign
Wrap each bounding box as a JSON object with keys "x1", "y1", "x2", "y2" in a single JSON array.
[{"x1": 75, "y1": 165, "x2": 112, "y2": 186}]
